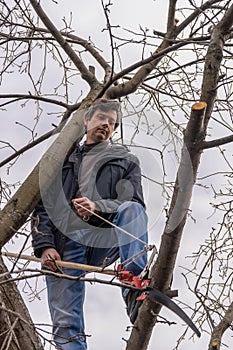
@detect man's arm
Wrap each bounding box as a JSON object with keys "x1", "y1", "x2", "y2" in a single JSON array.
[
  {"x1": 95, "y1": 155, "x2": 145, "y2": 213},
  {"x1": 73, "y1": 154, "x2": 145, "y2": 216},
  {"x1": 31, "y1": 201, "x2": 57, "y2": 258}
]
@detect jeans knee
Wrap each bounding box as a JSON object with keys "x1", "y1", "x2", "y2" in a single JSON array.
[
  {"x1": 118, "y1": 201, "x2": 144, "y2": 215},
  {"x1": 115, "y1": 201, "x2": 148, "y2": 234}
]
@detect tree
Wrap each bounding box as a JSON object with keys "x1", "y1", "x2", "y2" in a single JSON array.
[{"x1": 0, "y1": 1, "x2": 233, "y2": 349}]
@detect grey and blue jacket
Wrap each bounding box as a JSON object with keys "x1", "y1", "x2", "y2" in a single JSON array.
[{"x1": 31, "y1": 141, "x2": 145, "y2": 257}]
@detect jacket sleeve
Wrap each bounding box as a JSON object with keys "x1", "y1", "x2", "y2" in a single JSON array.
[
  {"x1": 94, "y1": 154, "x2": 145, "y2": 214},
  {"x1": 31, "y1": 153, "x2": 76, "y2": 257},
  {"x1": 31, "y1": 200, "x2": 56, "y2": 258}
]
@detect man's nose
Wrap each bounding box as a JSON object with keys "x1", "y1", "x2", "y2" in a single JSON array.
[{"x1": 101, "y1": 118, "x2": 110, "y2": 127}]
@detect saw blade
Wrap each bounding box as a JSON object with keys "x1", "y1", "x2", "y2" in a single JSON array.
[{"x1": 146, "y1": 288, "x2": 201, "y2": 338}]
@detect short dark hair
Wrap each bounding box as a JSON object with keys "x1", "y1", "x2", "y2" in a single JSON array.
[{"x1": 86, "y1": 98, "x2": 122, "y2": 129}]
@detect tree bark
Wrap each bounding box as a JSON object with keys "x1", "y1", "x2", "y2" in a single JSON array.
[{"x1": 0, "y1": 256, "x2": 44, "y2": 350}]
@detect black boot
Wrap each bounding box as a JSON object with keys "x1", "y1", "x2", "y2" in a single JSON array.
[{"x1": 125, "y1": 290, "x2": 143, "y2": 324}]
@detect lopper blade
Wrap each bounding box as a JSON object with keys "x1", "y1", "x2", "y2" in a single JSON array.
[{"x1": 146, "y1": 288, "x2": 201, "y2": 338}]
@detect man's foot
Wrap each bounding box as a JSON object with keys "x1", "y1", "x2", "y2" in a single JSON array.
[{"x1": 125, "y1": 290, "x2": 143, "y2": 324}]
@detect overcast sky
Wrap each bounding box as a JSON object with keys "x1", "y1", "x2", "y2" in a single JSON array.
[{"x1": 1, "y1": 1, "x2": 232, "y2": 350}]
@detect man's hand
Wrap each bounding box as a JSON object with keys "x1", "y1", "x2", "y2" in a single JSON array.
[
  {"x1": 72, "y1": 197, "x2": 97, "y2": 218},
  {"x1": 41, "y1": 247, "x2": 61, "y2": 271}
]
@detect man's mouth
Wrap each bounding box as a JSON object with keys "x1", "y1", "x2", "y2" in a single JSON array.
[{"x1": 97, "y1": 128, "x2": 107, "y2": 135}]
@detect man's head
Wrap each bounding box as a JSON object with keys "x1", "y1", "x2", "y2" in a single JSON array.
[
  {"x1": 86, "y1": 99, "x2": 122, "y2": 129},
  {"x1": 84, "y1": 99, "x2": 122, "y2": 144}
]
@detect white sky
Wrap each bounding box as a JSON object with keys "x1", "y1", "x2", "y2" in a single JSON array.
[{"x1": 1, "y1": 1, "x2": 232, "y2": 350}]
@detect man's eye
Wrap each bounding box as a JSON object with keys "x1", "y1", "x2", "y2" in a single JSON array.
[{"x1": 97, "y1": 115, "x2": 115, "y2": 124}]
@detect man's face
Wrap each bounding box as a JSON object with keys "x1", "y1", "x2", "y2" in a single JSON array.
[{"x1": 84, "y1": 108, "x2": 118, "y2": 144}]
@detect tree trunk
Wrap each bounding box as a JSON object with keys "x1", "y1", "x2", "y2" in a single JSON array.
[
  {"x1": 0, "y1": 104, "x2": 86, "y2": 249},
  {"x1": 126, "y1": 4, "x2": 233, "y2": 348},
  {"x1": 0, "y1": 256, "x2": 44, "y2": 350}
]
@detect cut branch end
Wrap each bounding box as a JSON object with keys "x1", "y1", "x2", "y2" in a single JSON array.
[{"x1": 191, "y1": 101, "x2": 207, "y2": 111}]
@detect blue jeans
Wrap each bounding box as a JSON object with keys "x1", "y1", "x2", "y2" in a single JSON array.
[{"x1": 46, "y1": 202, "x2": 148, "y2": 350}]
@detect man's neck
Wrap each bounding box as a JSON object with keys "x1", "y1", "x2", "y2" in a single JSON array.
[{"x1": 83, "y1": 140, "x2": 110, "y2": 153}]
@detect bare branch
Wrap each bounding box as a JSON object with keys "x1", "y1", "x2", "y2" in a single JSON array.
[
  {"x1": 0, "y1": 94, "x2": 69, "y2": 109},
  {"x1": 176, "y1": 0, "x2": 224, "y2": 35},
  {"x1": 106, "y1": 0, "x2": 223, "y2": 99},
  {"x1": 201, "y1": 134, "x2": 233, "y2": 149},
  {"x1": 105, "y1": 40, "x2": 190, "y2": 99},
  {"x1": 101, "y1": 0, "x2": 115, "y2": 83},
  {"x1": 166, "y1": 0, "x2": 178, "y2": 33},
  {"x1": 29, "y1": 0, "x2": 98, "y2": 87},
  {"x1": 201, "y1": 3, "x2": 233, "y2": 127},
  {"x1": 1, "y1": 22, "x2": 111, "y2": 71}
]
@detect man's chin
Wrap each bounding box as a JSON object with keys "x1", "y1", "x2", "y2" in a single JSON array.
[
  {"x1": 95, "y1": 131, "x2": 109, "y2": 141},
  {"x1": 87, "y1": 131, "x2": 110, "y2": 143}
]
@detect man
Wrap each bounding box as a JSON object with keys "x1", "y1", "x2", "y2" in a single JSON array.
[{"x1": 32, "y1": 99, "x2": 148, "y2": 350}]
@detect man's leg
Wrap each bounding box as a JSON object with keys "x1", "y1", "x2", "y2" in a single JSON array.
[
  {"x1": 112, "y1": 201, "x2": 149, "y2": 323},
  {"x1": 113, "y1": 201, "x2": 148, "y2": 275},
  {"x1": 46, "y1": 239, "x2": 88, "y2": 350},
  {"x1": 73, "y1": 202, "x2": 148, "y2": 327},
  {"x1": 86, "y1": 201, "x2": 148, "y2": 273}
]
